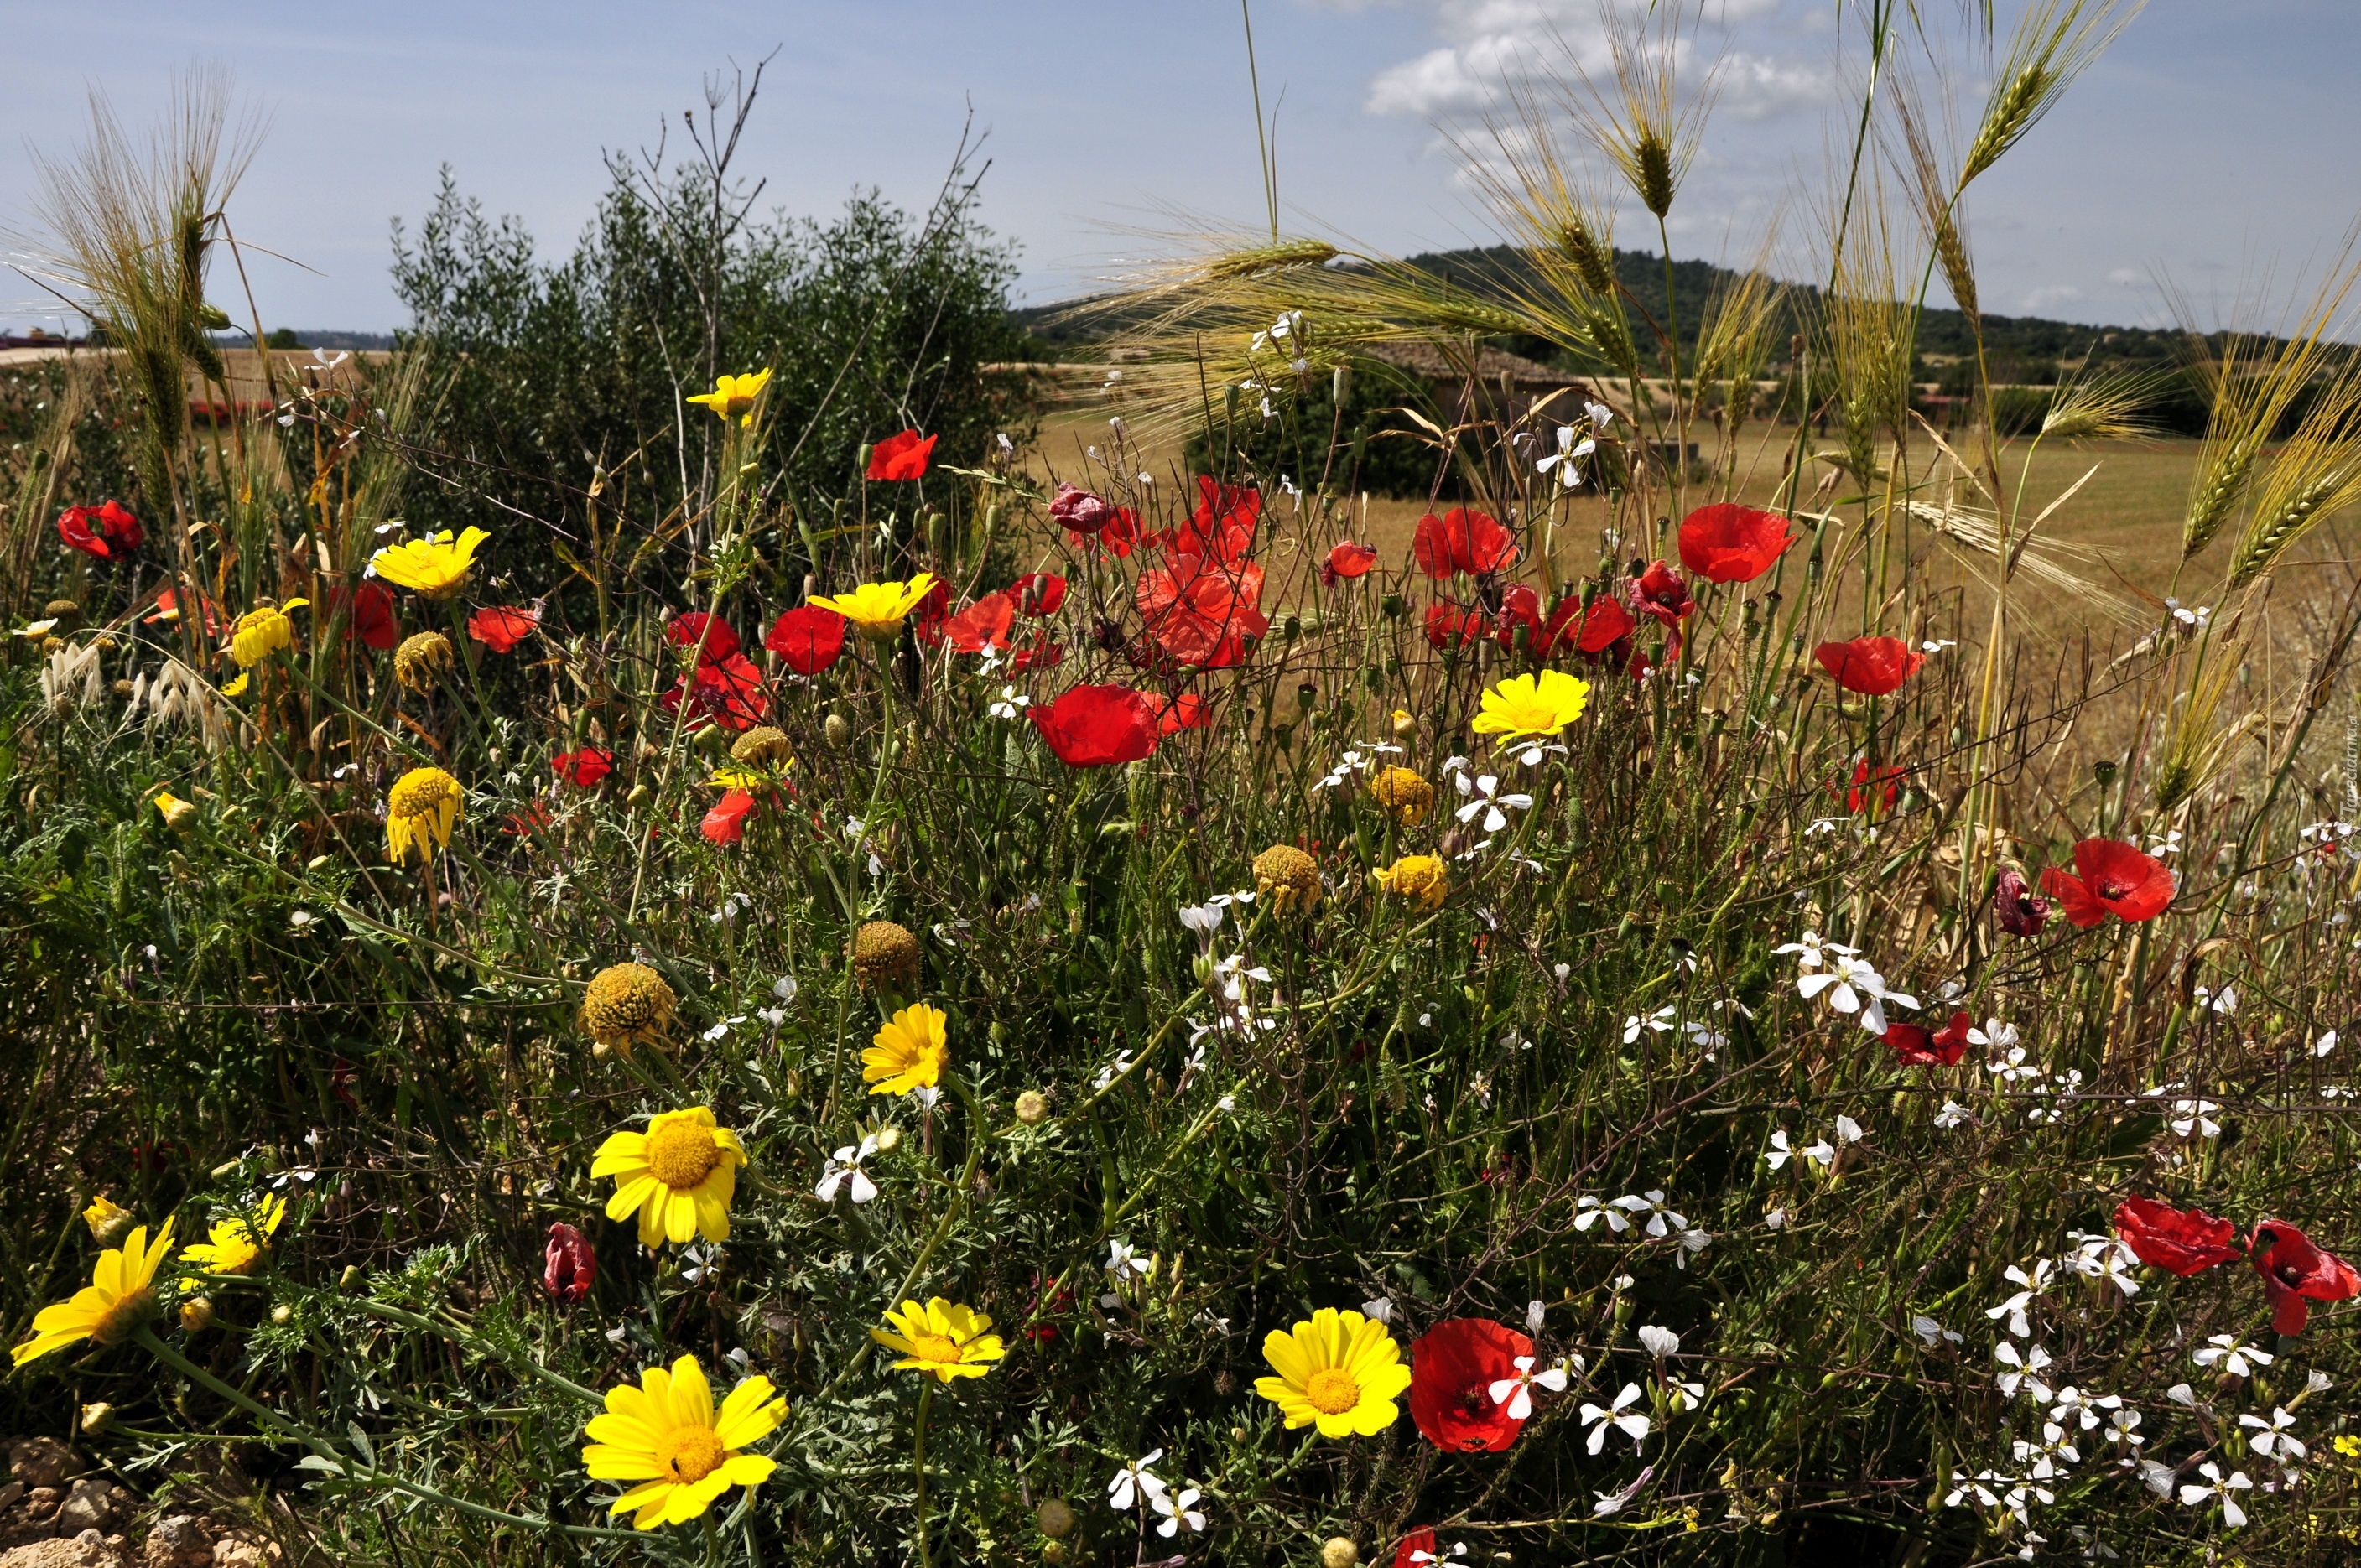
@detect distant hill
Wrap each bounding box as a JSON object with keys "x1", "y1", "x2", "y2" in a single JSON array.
[
  {"x1": 216, "y1": 330, "x2": 398, "y2": 352},
  {"x1": 1010, "y1": 245, "x2": 2187, "y2": 381}
]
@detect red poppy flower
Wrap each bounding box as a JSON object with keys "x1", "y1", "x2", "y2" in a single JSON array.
[
  {"x1": 1049, "y1": 483, "x2": 1117, "y2": 535},
  {"x1": 2250, "y1": 1219, "x2": 2361, "y2": 1335},
  {"x1": 1070, "y1": 504, "x2": 1142, "y2": 558},
  {"x1": 1136, "y1": 555, "x2": 1267, "y2": 668},
  {"x1": 2039, "y1": 839, "x2": 2174, "y2": 927},
  {"x1": 502, "y1": 799, "x2": 554, "y2": 837},
  {"x1": 1011, "y1": 573, "x2": 1069, "y2": 617},
  {"x1": 1494, "y1": 585, "x2": 1585, "y2": 659},
  {"x1": 702, "y1": 787, "x2": 758, "y2": 845},
  {"x1": 553, "y1": 747, "x2": 614, "y2": 787},
  {"x1": 764, "y1": 605, "x2": 847, "y2": 674},
  {"x1": 666, "y1": 652, "x2": 768, "y2": 731},
  {"x1": 1424, "y1": 605, "x2": 1490, "y2": 650},
  {"x1": 1173, "y1": 475, "x2": 1260, "y2": 563},
  {"x1": 470, "y1": 605, "x2": 540, "y2": 653},
  {"x1": 2111, "y1": 1196, "x2": 2244, "y2": 1277},
  {"x1": 1029, "y1": 683, "x2": 1160, "y2": 768},
  {"x1": 1884, "y1": 1010, "x2": 1971, "y2": 1067},
  {"x1": 866, "y1": 428, "x2": 938, "y2": 481},
  {"x1": 1677, "y1": 502, "x2": 1796, "y2": 584},
  {"x1": 1321, "y1": 541, "x2": 1379, "y2": 587},
  {"x1": 1011, "y1": 633, "x2": 1064, "y2": 672},
  {"x1": 1393, "y1": 1530, "x2": 1441, "y2": 1568},
  {"x1": 543, "y1": 1221, "x2": 595, "y2": 1306},
  {"x1": 1628, "y1": 560, "x2": 1693, "y2": 628},
  {"x1": 1157, "y1": 693, "x2": 1212, "y2": 735},
  {"x1": 1408, "y1": 1317, "x2": 1530, "y2": 1453},
  {"x1": 328, "y1": 582, "x2": 400, "y2": 650},
  {"x1": 58, "y1": 500, "x2": 143, "y2": 558},
  {"x1": 667, "y1": 611, "x2": 739, "y2": 663},
  {"x1": 1994, "y1": 867, "x2": 2051, "y2": 937},
  {"x1": 1573, "y1": 593, "x2": 1637, "y2": 656},
  {"x1": 1815, "y1": 636, "x2": 1927, "y2": 696},
  {"x1": 943, "y1": 592, "x2": 1018, "y2": 654},
  {"x1": 146, "y1": 587, "x2": 226, "y2": 636},
  {"x1": 1842, "y1": 759, "x2": 1905, "y2": 813},
  {"x1": 1412, "y1": 508, "x2": 1516, "y2": 579},
  {"x1": 911, "y1": 577, "x2": 953, "y2": 644}
]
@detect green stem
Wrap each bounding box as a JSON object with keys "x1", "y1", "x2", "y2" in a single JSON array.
[{"x1": 913, "y1": 1379, "x2": 936, "y2": 1568}]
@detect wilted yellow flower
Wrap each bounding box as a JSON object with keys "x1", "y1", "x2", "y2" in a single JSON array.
[
  {"x1": 10, "y1": 1219, "x2": 175, "y2": 1367},
  {"x1": 1373, "y1": 854, "x2": 1448, "y2": 911},
  {"x1": 583, "y1": 1353, "x2": 785, "y2": 1530},
  {"x1": 393, "y1": 631, "x2": 455, "y2": 693},
  {"x1": 685, "y1": 369, "x2": 774, "y2": 428},
  {"x1": 386, "y1": 766, "x2": 462, "y2": 863},
  {"x1": 808, "y1": 574, "x2": 942, "y2": 641},
  {"x1": 729, "y1": 725, "x2": 794, "y2": 771},
  {"x1": 1255, "y1": 1306, "x2": 1412, "y2": 1438},
  {"x1": 593, "y1": 1107, "x2": 747, "y2": 1247},
  {"x1": 81, "y1": 1194, "x2": 133, "y2": 1245},
  {"x1": 850, "y1": 920, "x2": 921, "y2": 993},
  {"x1": 179, "y1": 1195, "x2": 286, "y2": 1283},
  {"x1": 370, "y1": 527, "x2": 489, "y2": 599},
  {"x1": 871, "y1": 1297, "x2": 1006, "y2": 1382},
  {"x1": 1253, "y1": 844, "x2": 1321, "y2": 912},
  {"x1": 580, "y1": 962, "x2": 678, "y2": 1057},
  {"x1": 1472, "y1": 668, "x2": 1590, "y2": 745},
  {"x1": 1368, "y1": 767, "x2": 1434, "y2": 826},
  {"x1": 219, "y1": 672, "x2": 249, "y2": 698},
  {"x1": 864, "y1": 1004, "x2": 947, "y2": 1096},
  {"x1": 153, "y1": 791, "x2": 199, "y2": 834},
  {"x1": 228, "y1": 599, "x2": 307, "y2": 667}
]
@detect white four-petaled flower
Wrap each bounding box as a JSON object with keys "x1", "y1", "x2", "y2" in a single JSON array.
[{"x1": 1578, "y1": 1383, "x2": 1651, "y2": 1454}]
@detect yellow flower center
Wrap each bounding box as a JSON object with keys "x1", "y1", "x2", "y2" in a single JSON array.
[
  {"x1": 92, "y1": 1287, "x2": 155, "y2": 1347},
  {"x1": 654, "y1": 1425, "x2": 727, "y2": 1483},
  {"x1": 211, "y1": 1232, "x2": 262, "y2": 1274},
  {"x1": 909, "y1": 1332, "x2": 962, "y2": 1365},
  {"x1": 1305, "y1": 1366, "x2": 1362, "y2": 1415},
  {"x1": 644, "y1": 1122, "x2": 720, "y2": 1190},
  {"x1": 390, "y1": 770, "x2": 458, "y2": 820}
]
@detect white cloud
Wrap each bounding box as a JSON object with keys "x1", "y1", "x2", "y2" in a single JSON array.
[
  {"x1": 2020, "y1": 284, "x2": 2087, "y2": 313},
  {"x1": 2106, "y1": 267, "x2": 2142, "y2": 287}
]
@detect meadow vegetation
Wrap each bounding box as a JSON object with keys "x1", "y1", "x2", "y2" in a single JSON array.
[{"x1": 4, "y1": 7, "x2": 2361, "y2": 1567}]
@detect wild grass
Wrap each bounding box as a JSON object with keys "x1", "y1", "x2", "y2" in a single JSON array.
[{"x1": 3, "y1": 7, "x2": 2361, "y2": 1568}]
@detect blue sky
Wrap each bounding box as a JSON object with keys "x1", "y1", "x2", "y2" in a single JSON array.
[{"x1": 2, "y1": 1, "x2": 2355, "y2": 335}]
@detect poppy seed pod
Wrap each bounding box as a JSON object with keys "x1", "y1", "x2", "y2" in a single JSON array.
[
  {"x1": 1253, "y1": 844, "x2": 1321, "y2": 912},
  {"x1": 43, "y1": 600, "x2": 83, "y2": 632},
  {"x1": 393, "y1": 631, "x2": 455, "y2": 693},
  {"x1": 824, "y1": 712, "x2": 851, "y2": 749},
  {"x1": 580, "y1": 962, "x2": 677, "y2": 1057},
  {"x1": 851, "y1": 921, "x2": 922, "y2": 993}
]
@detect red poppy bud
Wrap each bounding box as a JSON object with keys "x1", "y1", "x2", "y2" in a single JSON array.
[{"x1": 543, "y1": 1222, "x2": 595, "y2": 1306}]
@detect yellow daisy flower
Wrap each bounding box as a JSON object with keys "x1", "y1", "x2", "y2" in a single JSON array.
[
  {"x1": 1471, "y1": 668, "x2": 1591, "y2": 745},
  {"x1": 1372, "y1": 854, "x2": 1449, "y2": 911},
  {"x1": 684, "y1": 369, "x2": 774, "y2": 428},
  {"x1": 387, "y1": 766, "x2": 463, "y2": 864},
  {"x1": 219, "y1": 672, "x2": 250, "y2": 698},
  {"x1": 179, "y1": 1195, "x2": 286, "y2": 1283},
  {"x1": 807, "y1": 574, "x2": 942, "y2": 641},
  {"x1": 583, "y1": 1353, "x2": 785, "y2": 1530},
  {"x1": 1255, "y1": 1306, "x2": 1412, "y2": 1438},
  {"x1": 228, "y1": 599, "x2": 308, "y2": 667},
  {"x1": 10, "y1": 1219, "x2": 176, "y2": 1367},
  {"x1": 81, "y1": 1194, "x2": 133, "y2": 1245},
  {"x1": 593, "y1": 1107, "x2": 748, "y2": 1248},
  {"x1": 863, "y1": 1004, "x2": 947, "y2": 1096},
  {"x1": 871, "y1": 1297, "x2": 1006, "y2": 1383},
  {"x1": 369, "y1": 527, "x2": 490, "y2": 599}
]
